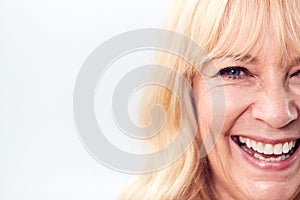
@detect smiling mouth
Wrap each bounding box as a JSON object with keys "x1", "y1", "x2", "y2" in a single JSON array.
[{"x1": 232, "y1": 136, "x2": 300, "y2": 162}]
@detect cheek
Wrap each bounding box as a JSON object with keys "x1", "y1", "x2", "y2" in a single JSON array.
[
  {"x1": 193, "y1": 77, "x2": 213, "y2": 138},
  {"x1": 194, "y1": 85, "x2": 255, "y2": 171},
  {"x1": 194, "y1": 85, "x2": 215, "y2": 156},
  {"x1": 196, "y1": 90, "x2": 213, "y2": 136},
  {"x1": 194, "y1": 85, "x2": 247, "y2": 140},
  {"x1": 194, "y1": 80, "x2": 228, "y2": 155},
  {"x1": 216, "y1": 86, "x2": 257, "y2": 134}
]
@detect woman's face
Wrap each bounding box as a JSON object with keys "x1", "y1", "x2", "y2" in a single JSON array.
[{"x1": 194, "y1": 28, "x2": 300, "y2": 199}]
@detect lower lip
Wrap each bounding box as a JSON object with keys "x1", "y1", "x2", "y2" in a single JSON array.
[{"x1": 233, "y1": 139, "x2": 300, "y2": 171}]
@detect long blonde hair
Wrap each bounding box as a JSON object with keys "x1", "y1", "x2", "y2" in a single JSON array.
[{"x1": 120, "y1": 0, "x2": 300, "y2": 199}]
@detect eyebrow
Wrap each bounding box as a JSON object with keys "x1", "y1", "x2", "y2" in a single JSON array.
[
  {"x1": 213, "y1": 55, "x2": 300, "y2": 67},
  {"x1": 213, "y1": 54, "x2": 257, "y2": 63},
  {"x1": 233, "y1": 54, "x2": 256, "y2": 63}
]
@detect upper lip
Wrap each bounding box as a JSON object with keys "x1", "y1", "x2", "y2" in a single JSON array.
[{"x1": 231, "y1": 135, "x2": 299, "y2": 144}]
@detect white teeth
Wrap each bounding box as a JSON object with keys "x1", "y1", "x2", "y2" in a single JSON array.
[
  {"x1": 273, "y1": 143, "x2": 283, "y2": 155},
  {"x1": 246, "y1": 138, "x2": 252, "y2": 148},
  {"x1": 264, "y1": 144, "x2": 273, "y2": 155},
  {"x1": 289, "y1": 141, "x2": 295, "y2": 150},
  {"x1": 241, "y1": 145, "x2": 253, "y2": 155},
  {"x1": 282, "y1": 142, "x2": 289, "y2": 153},
  {"x1": 270, "y1": 157, "x2": 276, "y2": 162},
  {"x1": 289, "y1": 141, "x2": 293, "y2": 149},
  {"x1": 275, "y1": 156, "x2": 282, "y2": 162},
  {"x1": 251, "y1": 140, "x2": 257, "y2": 151},
  {"x1": 256, "y1": 142, "x2": 264, "y2": 153},
  {"x1": 254, "y1": 153, "x2": 265, "y2": 160},
  {"x1": 239, "y1": 136, "x2": 245, "y2": 143},
  {"x1": 237, "y1": 136, "x2": 297, "y2": 161},
  {"x1": 253, "y1": 152, "x2": 290, "y2": 162}
]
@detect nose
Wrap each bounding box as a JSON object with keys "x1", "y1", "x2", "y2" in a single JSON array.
[{"x1": 251, "y1": 86, "x2": 298, "y2": 129}]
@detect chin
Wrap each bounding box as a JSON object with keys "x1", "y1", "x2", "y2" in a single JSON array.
[{"x1": 244, "y1": 180, "x2": 300, "y2": 200}]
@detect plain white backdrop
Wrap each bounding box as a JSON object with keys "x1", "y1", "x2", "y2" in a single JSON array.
[{"x1": 0, "y1": 0, "x2": 170, "y2": 199}]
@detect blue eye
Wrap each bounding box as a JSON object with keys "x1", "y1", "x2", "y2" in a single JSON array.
[{"x1": 217, "y1": 66, "x2": 250, "y2": 80}]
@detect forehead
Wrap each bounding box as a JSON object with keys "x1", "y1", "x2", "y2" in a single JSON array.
[
  {"x1": 210, "y1": 27, "x2": 300, "y2": 68},
  {"x1": 207, "y1": 1, "x2": 300, "y2": 65}
]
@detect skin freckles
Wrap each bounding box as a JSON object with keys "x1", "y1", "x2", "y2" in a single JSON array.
[{"x1": 193, "y1": 27, "x2": 300, "y2": 199}]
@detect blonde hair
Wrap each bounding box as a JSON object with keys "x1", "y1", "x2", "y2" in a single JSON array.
[{"x1": 120, "y1": 0, "x2": 300, "y2": 199}]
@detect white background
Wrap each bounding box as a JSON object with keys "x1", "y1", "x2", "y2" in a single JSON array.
[{"x1": 0, "y1": 0, "x2": 170, "y2": 199}]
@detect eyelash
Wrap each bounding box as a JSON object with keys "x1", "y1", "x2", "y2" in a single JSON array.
[
  {"x1": 291, "y1": 70, "x2": 300, "y2": 77},
  {"x1": 289, "y1": 70, "x2": 300, "y2": 85},
  {"x1": 217, "y1": 66, "x2": 252, "y2": 80}
]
